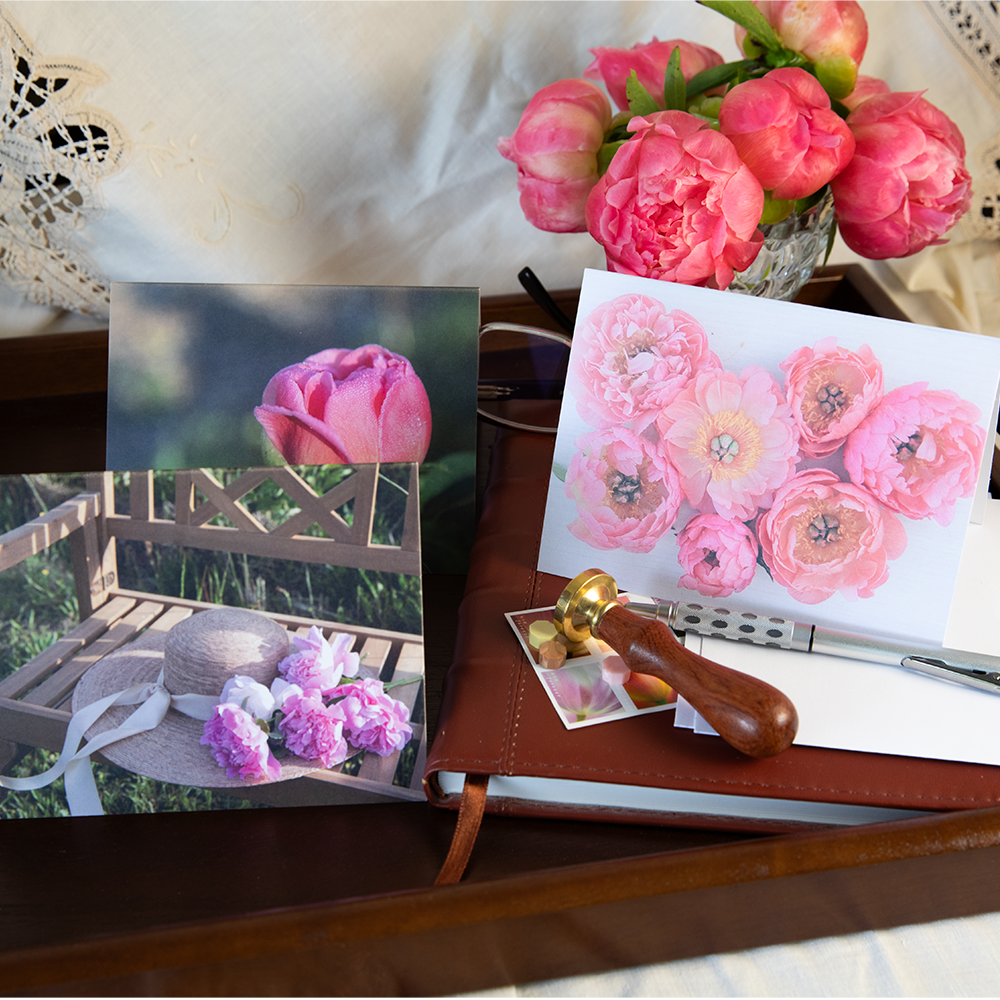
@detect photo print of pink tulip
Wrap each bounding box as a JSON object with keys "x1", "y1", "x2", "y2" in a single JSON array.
[
  {"x1": 538, "y1": 269, "x2": 1000, "y2": 646},
  {"x1": 106, "y1": 282, "x2": 479, "y2": 573},
  {"x1": 254, "y1": 345, "x2": 432, "y2": 466}
]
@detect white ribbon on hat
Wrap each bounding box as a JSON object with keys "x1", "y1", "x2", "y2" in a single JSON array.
[{"x1": 0, "y1": 668, "x2": 219, "y2": 816}]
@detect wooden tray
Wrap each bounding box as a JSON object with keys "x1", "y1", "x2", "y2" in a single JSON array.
[{"x1": 3, "y1": 266, "x2": 1000, "y2": 995}]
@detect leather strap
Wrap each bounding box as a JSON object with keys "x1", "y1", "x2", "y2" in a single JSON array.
[{"x1": 434, "y1": 773, "x2": 489, "y2": 885}]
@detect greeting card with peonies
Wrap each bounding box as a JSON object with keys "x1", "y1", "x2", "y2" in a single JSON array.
[{"x1": 538, "y1": 269, "x2": 1000, "y2": 646}]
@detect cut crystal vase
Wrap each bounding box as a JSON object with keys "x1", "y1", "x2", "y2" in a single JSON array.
[{"x1": 727, "y1": 188, "x2": 836, "y2": 301}]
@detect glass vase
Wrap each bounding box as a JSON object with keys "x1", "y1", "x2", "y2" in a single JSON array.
[{"x1": 727, "y1": 188, "x2": 836, "y2": 301}]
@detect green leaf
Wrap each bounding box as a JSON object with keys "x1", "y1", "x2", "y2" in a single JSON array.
[
  {"x1": 698, "y1": 0, "x2": 784, "y2": 51},
  {"x1": 662, "y1": 46, "x2": 686, "y2": 111},
  {"x1": 626, "y1": 70, "x2": 660, "y2": 117},
  {"x1": 551, "y1": 462, "x2": 567, "y2": 483},
  {"x1": 597, "y1": 139, "x2": 629, "y2": 175},
  {"x1": 684, "y1": 59, "x2": 758, "y2": 100}
]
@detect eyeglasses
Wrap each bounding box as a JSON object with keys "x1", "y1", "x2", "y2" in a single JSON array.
[{"x1": 477, "y1": 322, "x2": 572, "y2": 434}]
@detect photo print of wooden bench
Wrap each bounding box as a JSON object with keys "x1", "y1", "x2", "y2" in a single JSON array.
[{"x1": 0, "y1": 464, "x2": 425, "y2": 811}]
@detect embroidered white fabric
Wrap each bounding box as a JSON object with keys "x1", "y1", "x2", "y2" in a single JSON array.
[{"x1": 0, "y1": 0, "x2": 996, "y2": 338}]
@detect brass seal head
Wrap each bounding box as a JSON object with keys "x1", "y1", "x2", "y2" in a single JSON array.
[{"x1": 553, "y1": 569, "x2": 618, "y2": 643}]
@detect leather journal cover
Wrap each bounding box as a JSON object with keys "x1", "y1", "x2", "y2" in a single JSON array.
[{"x1": 423, "y1": 426, "x2": 1000, "y2": 835}]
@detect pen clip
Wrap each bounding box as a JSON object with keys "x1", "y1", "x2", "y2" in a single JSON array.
[{"x1": 901, "y1": 655, "x2": 1000, "y2": 694}]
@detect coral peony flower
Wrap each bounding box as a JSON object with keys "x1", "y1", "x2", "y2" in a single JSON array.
[
  {"x1": 254, "y1": 344, "x2": 432, "y2": 466},
  {"x1": 757, "y1": 469, "x2": 907, "y2": 604},
  {"x1": 831, "y1": 92, "x2": 972, "y2": 259},
  {"x1": 569, "y1": 294, "x2": 721, "y2": 432},
  {"x1": 332, "y1": 677, "x2": 412, "y2": 757},
  {"x1": 277, "y1": 626, "x2": 359, "y2": 696},
  {"x1": 718, "y1": 68, "x2": 855, "y2": 201},
  {"x1": 780, "y1": 337, "x2": 883, "y2": 458},
  {"x1": 200, "y1": 703, "x2": 282, "y2": 782},
  {"x1": 657, "y1": 366, "x2": 800, "y2": 521},
  {"x1": 586, "y1": 111, "x2": 765, "y2": 289},
  {"x1": 584, "y1": 38, "x2": 724, "y2": 113},
  {"x1": 220, "y1": 675, "x2": 276, "y2": 721},
  {"x1": 735, "y1": 1, "x2": 868, "y2": 100},
  {"x1": 277, "y1": 690, "x2": 350, "y2": 768},
  {"x1": 565, "y1": 425, "x2": 682, "y2": 553},
  {"x1": 841, "y1": 75, "x2": 890, "y2": 112},
  {"x1": 843, "y1": 383, "x2": 985, "y2": 526},
  {"x1": 497, "y1": 78, "x2": 612, "y2": 233},
  {"x1": 677, "y1": 513, "x2": 759, "y2": 598},
  {"x1": 543, "y1": 668, "x2": 621, "y2": 724}
]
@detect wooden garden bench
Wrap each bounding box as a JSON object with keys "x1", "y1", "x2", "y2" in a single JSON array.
[{"x1": 0, "y1": 465, "x2": 426, "y2": 808}]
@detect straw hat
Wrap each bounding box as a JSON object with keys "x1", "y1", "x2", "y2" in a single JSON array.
[{"x1": 71, "y1": 607, "x2": 331, "y2": 789}]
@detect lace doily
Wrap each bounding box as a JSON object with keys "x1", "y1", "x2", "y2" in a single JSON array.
[{"x1": 0, "y1": 7, "x2": 129, "y2": 319}]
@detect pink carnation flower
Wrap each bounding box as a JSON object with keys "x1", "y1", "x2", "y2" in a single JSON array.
[
  {"x1": 780, "y1": 337, "x2": 884, "y2": 458},
  {"x1": 757, "y1": 469, "x2": 907, "y2": 604},
  {"x1": 200, "y1": 704, "x2": 281, "y2": 782},
  {"x1": 677, "y1": 514, "x2": 759, "y2": 598},
  {"x1": 657, "y1": 367, "x2": 800, "y2": 521},
  {"x1": 277, "y1": 690, "x2": 350, "y2": 768},
  {"x1": 570, "y1": 294, "x2": 721, "y2": 432},
  {"x1": 278, "y1": 626, "x2": 359, "y2": 696},
  {"x1": 565, "y1": 426, "x2": 682, "y2": 553},
  {"x1": 843, "y1": 383, "x2": 985, "y2": 526},
  {"x1": 332, "y1": 677, "x2": 412, "y2": 757}
]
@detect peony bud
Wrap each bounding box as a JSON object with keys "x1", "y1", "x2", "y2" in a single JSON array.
[
  {"x1": 735, "y1": 1, "x2": 868, "y2": 100},
  {"x1": 497, "y1": 78, "x2": 612, "y2": 233},
  {"x1": 583, "y1": 38, "x2": 724, "y2": 113},
  {"x1": 254, "y1": 344, "x2": 432, "y2": 465},
  {"x1": 718, "y1": 67, "x2": 855, "y2": 201}
]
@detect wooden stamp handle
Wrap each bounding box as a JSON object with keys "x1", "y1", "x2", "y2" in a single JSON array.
[{"x1": 597, "y1": 604, "x2": 798, "y2": 758}]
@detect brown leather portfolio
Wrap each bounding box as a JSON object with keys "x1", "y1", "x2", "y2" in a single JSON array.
[{"x1": 423, "y1": 425, "x2": 1000, "y2": 838}]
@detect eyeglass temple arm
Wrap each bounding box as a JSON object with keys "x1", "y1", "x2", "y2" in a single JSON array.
[{"x1": 517, "y1": 267, "x2": 575, "y2": 335}]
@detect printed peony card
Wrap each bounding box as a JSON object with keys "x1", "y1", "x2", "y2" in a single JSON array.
[
  {"x1": 106, "y1": 282, "x2": 479, "y2": 574},
  {"x1": 538, "y1": 269, "x2": 1000, "y2": 646}
]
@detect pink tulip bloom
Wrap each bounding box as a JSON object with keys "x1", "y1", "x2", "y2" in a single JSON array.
[
  {"x1": 565, "y1": 425, "x2": 682, "y2": 553},
  {"x1": 497, "y1": 78, "x2": 612, "y2": 233},
  {"x1": 843, "y1": 383, "x2": 985, "y2": 527},
  {"x1": 584, "y1": 38, "x2": 725, "y2": 113},
  {"x1": 736, "y1": 1, "x2": 868, "y2": 100},
  {"x1": 569, "y1": 294, "x2": 721, "y2": 433},
  {"x1": 677, "y1": 514, "x2": 759, "y2": 599},
  {"x1": 586, "y1": 111, "x2": 765, "y2": 289},
  {"x1": 757, "y1": 469, "x2": 907, "y2": 604},
  {"x1": 254, "y1": 344, "x2": 432, "y2": 466},
  {"x1": 718, "y1": 68, "x2": 855, "y2": 201},
  {"x1": 831, "y1": 92, "x2": 972, "y2": 259},
  {"x1": 780, "y1": 337, "x2": 883, "y2": 459},
  {"x1": 657, "y1": 366, "x2": 800, "y2": 522},
  {"x1": 543, "y1": 667, "x2": 621, "y2": 724}
]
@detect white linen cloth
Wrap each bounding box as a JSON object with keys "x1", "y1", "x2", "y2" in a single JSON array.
[{"x1": 0, "y1": 0, "x2": 997, "y2": 340}]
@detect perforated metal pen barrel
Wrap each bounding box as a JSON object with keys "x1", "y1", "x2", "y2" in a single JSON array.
[{"x1": 626, "y1": 600, "x2": 1000, "y2": 694}]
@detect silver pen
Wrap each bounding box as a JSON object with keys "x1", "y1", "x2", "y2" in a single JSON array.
[{"x1": 626, "y1": 599, "x2": 1000, "y2": 695}]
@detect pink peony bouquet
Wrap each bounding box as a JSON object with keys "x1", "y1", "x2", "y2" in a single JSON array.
[
  {"x1": 499, "y1": 1, "x2": 971, "y2": 288},
  {"x1": 562, "y1": 293, "x2": 985, "y2": 602},
  {"x1": 200, "y1": 626, "x2": 413, "y2": 781}
]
